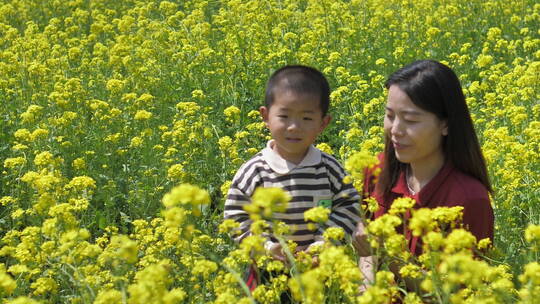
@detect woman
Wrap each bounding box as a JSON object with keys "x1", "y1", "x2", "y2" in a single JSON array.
[{"x1": 355, "y1": 59, "x2": 494, "y2": 263}]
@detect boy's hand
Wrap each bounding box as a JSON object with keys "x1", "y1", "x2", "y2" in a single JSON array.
[
  {"x1": 267, "y1": 243, "x2": 287, "y2": 262},
  {"x1": 353, "y1": 223, "x2": 372, "y2": 256}
]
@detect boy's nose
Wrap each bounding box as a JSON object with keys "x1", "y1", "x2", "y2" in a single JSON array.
[{"x1": 287, "y1": 120, "x2": 300, "y2": 131}]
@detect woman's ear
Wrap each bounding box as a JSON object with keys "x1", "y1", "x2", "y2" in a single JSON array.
[{"x1": 441, "y1": 120, "x2": 448, "y2": 136}]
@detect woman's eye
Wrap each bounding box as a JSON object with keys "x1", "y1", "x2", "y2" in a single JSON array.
[
  {"x1": 277, "y1": 115, "x2": 287, "y2": 118},
  {"x1": 385, "y1": 113, "x2": 394, "y2": 120},
  {"x1": 303, "y1": 117, "x2": 313, "y2": 121}
]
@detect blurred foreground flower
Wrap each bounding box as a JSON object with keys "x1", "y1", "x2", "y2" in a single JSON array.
[{"x1": 244, "y1": 187, "x2": 290, "y2": 220}]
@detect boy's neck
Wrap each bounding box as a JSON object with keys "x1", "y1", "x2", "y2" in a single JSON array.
[{"x1": 270, "y1": 141, "x2": 308, "y2": 165}]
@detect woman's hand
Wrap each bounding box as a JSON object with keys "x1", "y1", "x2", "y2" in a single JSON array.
[{"x1": 353, "y1": 222, "x2": 372, "y2": 256}]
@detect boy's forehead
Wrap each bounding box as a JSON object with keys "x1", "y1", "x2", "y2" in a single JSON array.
[
  {"x1": 271, "y1": 91, "x2": 324, "y2": 115},
  {"x1": 273, "y1": 90, "x2": 320, "y2": 105}
]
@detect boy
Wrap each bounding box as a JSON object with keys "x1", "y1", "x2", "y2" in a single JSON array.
[{"x1": 224, "y1": 65, "x2": 362, "y2": 262}]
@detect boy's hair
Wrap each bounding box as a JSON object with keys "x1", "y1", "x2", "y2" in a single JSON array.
[{"x1": 265, "y1": 65, "x2": 330, "y2": 116}]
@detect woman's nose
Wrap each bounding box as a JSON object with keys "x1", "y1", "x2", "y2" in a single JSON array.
[{"x1": 391, "y1": 118, "x2": 404, "y2": 136}]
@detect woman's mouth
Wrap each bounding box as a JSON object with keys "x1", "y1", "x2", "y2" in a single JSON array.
[{"x1": 393, "y1": 141, "x2": 408, "y2": 150}]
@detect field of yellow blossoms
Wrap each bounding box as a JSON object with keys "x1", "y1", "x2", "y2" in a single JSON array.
[{"x1": 0, "y1": 0, "x2": 539, "y2": 303}]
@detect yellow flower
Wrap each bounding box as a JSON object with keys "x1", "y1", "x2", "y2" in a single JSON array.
[
  {"x1": 388, "y1": 197, "x2": 416, "y2": 215},
  {"x1": 239, "y1": 235, "x2": 265, "y2": 255},
  {"x1": 363, "y1": 196, "x2": 379, "y2": 213},
  {"x1": 525, "y1": 224, "x2": 540, "y2": 248},
  {"x1": 134, "y1": 110, "x2": 153, "y2": 120},
  {"x1": 192, "y1": 259, "x2": 218, "y2": 279},
  {"x1": 367, "y1": 214, "x2": 401, "y2": 238},
  {"x1": 106, "y1": 78, "x2": 125, "y2": 94},
  {"x1": 34, "y1": 151, "x2": 56, "y2": 167},
  {"x1": 344, "y1": 150, "x2": 378, "y2": 191},
  {"x1": 167, "y1": 164, "x2": 185, "y2": 180},
  {"x1": 519, "y1": 262, "x2": 540, "y2": 301},
  {"x1": 220, "y1": 180, "x2": 232, "y2": 196},
  {"x1": 218, "y1": 136, "x2": 233, "y2": 151},
  {"x1": 385, "y1": 234, "x2": 410, "y2": 259},
  {"x1": 244, "y1": 187, "x2": 290, "y2": 220},
  {"x1": 130, "y1": 136, "x2": 143, "y2": 147},
  {"x1": 162, "y1": 184, "x2": 210, "y2": 208},
  {"x1": 323, "y1": 227, "x2": 345, "y2": 241},
  {"x1": 30, "y1": 277, "x2": 58, "y2": 295},
  {"x1": 162, "y1": 206, "x2": 187, "y2": 228},
  {"x1": 162, "y1": 288, "x2": 187, "y2": 304},
  {"x1": 14, "y1": 128, "x2": 32, "y2": 142},
  {"x1": 0, "y1": 268, "x2": 16, "y2": 294},
  {"x1": 224, "y1": 105, "x2": 241, "y2": 123},
  {"x1": 4, "y1": 297, "x2": 41, "y2": 304},
  {"x1": 444, "y1": 229, "x2": 477, "y2": 253},
  {"x1": 218, "y1": 219, "x2": 240, "y2": 234},
  {"x1": 422, "y1": 231, "x2": 444, "y2": 252},
  {"x1": 487, "y1": 27, "x2": 502, "y2": 41},
  {"x1": 476, "y1": 54, "x2": 493, "y2": 68},
  {"x1": 191, "y1": 89, "x2": 205, "y2": 99},
  {"x1": 72, "y1": 158, "x2": 86, "y2": 170},
  {"x1": 3, "y1": 157, "x2": 26, "y2": 169},
  {"x1": 0, "y1": 196, "x2": 17, "y2": 206},
  {"x1": 110, "y1": 235, "x2": 139, "y2": 264},
  {"x1": 400, "y1": 264, "x2": 423, "y2": 279},
  {"x1": 315, "y1": 142, "x2": 333, "y2": 155},
  {"x1": 93, "y1": 289, "x2": 123, "y2": 304},
  {"x1": 250, "y1": 219, "x2": 270, "y2": 235},
  {"x1": 477, "y1": 238, "x2": 492, "y2": 250},
  {"x1": 127, "y1": 261, "x2": 172, "y2": 304},
  {"x1": 426, "y1": 26, "x2": 441, "y2": 40},
  {"x1": 289, "y1": 269, "x2": 324, "y2": 303},
  {"x1": 65, "y1": 176, "x2": 96, "y2": 192},
  {"x1": 304, "y1": 206, "x2": 330, "y2": 223},
  {"x1": 409, "y1": 208, "x2": 437, "y2": 237}
]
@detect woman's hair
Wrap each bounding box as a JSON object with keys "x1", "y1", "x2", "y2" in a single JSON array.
[{"x1": 378, "y1": 60, "x2": 492, "y2": 199}]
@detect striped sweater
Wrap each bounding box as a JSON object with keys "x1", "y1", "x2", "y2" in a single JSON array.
[{"x1": 224, "y1": 140, "x2": 361, "y2": 250}]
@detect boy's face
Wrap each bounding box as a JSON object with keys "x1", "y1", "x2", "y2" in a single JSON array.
[{"x1": 260, "y1": 90, "x2": 331, "y2": 164}]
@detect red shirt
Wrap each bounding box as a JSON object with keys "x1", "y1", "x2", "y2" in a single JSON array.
[{"x1": 366, "y1": 159, "x2": 494, "y2": 255}]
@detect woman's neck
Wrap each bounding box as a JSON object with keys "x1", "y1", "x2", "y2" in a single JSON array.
[{"x1": 407, "y1": 155, "x2": 445, "y2": 193}]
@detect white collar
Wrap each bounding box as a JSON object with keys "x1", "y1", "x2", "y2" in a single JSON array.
[{"x1": 262, "y1": 140, "x2": 322, "y2": 174}]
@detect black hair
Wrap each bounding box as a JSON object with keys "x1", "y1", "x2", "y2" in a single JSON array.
[
  {"x1": 378, "y1": 60, "x2": 492, "y2": 199},
  {"x1": 265, "y1": 65, "x2": 330, "y2": 116}
]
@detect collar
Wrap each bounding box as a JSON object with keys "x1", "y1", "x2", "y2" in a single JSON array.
[
  {"x1": 262, "y1": 140, "x2": 322, "y2": 174},
  {"x1": 391, "y1": 161, "x2": 454, "y2": 207}
]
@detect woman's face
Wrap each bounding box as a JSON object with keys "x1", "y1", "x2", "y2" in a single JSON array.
[{"x1": 384, "y1": 85, "x2": 448, "y2": 168}]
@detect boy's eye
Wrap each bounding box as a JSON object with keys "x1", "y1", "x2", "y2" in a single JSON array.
[
  {"x1": 277, "y1": 115, "x2": 288, "y2": 118},
  {"x1": 303, "y1": 117, "x2": 313, "y2": 121},
  {"x1": 385, "y1": 113, "x2": 394, "y2": 120}
]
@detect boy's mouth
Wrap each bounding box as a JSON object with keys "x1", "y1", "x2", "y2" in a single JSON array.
[{"x1": 286, "y1": 137, "x2": 302, "y2": 142}]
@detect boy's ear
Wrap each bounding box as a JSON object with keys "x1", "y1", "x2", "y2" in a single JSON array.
[
  {"x1": 320, "y1": 114, "x2": 332, "y2": 132},
  {"x1": 259, "y1": 106, "x2": 269, "y2": 124}
]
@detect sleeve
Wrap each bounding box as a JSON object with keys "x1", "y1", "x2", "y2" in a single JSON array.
[
  {"x1": 324, "y1": 156, "x2": 363, "y2": 237},
  {"x1": 223, "y1": 164, "x2": 258, "y2": 243},
  {"x1": 462, "y1": 196, "x2": 494, "y2": 242}
]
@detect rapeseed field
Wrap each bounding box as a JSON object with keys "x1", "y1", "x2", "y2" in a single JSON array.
[{"x1": 0, "y1": 0, "x2": 538, "y2": 303}]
